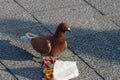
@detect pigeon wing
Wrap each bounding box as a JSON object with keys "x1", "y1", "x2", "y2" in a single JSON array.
[{"x1": 31, "y1": 37, "x2": 51, "y2": 55}]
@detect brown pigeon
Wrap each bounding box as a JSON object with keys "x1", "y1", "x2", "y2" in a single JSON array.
[{"x1": 21, "y1": 22, "x2": 71, "y2": 67}]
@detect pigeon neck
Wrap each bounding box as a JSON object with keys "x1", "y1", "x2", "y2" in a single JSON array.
[{"x1": 54, "y1": 30, "x2": 66, "y2": 39}]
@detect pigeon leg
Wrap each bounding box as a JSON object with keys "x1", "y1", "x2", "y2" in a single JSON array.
[
  {"x1": 42, "y1": 57, "x2": 50, "y2": 67},
  {"x1": 50, "y1": 56, "x2": 56, "y2": 64}
]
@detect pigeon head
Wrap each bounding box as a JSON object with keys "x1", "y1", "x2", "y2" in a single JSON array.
[{"x1": 57, "y1": 22, "x2": 71, "y2": 32}]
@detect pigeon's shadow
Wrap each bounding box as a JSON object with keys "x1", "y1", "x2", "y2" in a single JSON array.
[
  {"x1": 0, "y1": 40, "x2": 34, "y2": 61},
  {"x1": 0, "y1": 40, "x2": 42, "y2": 79},
  {"x1": 2, "y1": 67, "x2": 43, "y2": 80}
]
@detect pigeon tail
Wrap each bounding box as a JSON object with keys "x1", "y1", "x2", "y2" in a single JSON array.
[{"x1": 20, "y1": 33, "x2": 38, "y2": 47}]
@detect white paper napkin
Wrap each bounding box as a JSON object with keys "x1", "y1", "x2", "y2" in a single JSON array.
[{"x1": 53, "y1": 60, "x2": 79, "y2": 80}]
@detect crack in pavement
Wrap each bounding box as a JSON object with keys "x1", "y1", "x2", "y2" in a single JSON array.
[
  {"x1": 83, "y1": 0, "x2": 120, "y2": 29},
  {"x1": 68, "y1": 48, "x2": 105, "y2": 80},
  {"x1": 83, "y1": 0, "x2": 105, "y2": 15},
  {"x1": 111, "y1": 20, "x2": 120, "y2": 28},
  {"x1": 13, "y1": 0, "x2": 53, "y2": 34},
  {"x1": 0, "y1": 61, "x2": 19, "y2": 80}
]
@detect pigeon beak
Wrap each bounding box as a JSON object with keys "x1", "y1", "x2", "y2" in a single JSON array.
[{"x1": 67, "y1": 28, "x2": 71, "y2": 32}]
